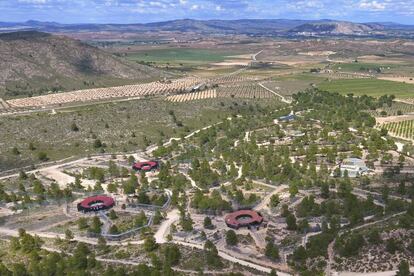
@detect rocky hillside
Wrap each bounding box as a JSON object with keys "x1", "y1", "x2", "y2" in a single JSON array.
[
  {"x1": 289, "y1": 21, "x2": 376, "y2": 35},
  {"x1": 0, "y1": 31, "x2": 165, "y2": 98}
]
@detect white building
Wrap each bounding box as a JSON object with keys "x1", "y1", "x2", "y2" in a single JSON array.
[{"x1": 339, "y1": 158, "x2": 369, "y2": 178}]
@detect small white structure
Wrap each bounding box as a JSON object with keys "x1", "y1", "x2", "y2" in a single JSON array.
[
  {"x1": 285, "y1": 129, "x2": 305, "y2": 138},
  {"x1": 328, "y1": 131, "x2": 337, "y2": 137},
  {"x1": 339, "y1": 158, "x2": 369, "y2": 178}
]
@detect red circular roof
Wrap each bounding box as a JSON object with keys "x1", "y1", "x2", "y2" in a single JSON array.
[
  {"x1": 79, "y1": 195, "x2": 115, "y2": 209},
  {"x1": 133, "y1": 161, "x2": 158, "y2": 171},
  {"x1": 225, "y1": 210, "x2": 263, "y2": 228}
]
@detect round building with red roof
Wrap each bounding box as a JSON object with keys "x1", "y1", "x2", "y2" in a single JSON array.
[
  {"x1": 225, "y1": 210, "x2": 264, "y2": 230},
  {"x1": 77, "y1": 195, "x2": 115, "y2": 212},
  {"x1": 132, "y1": 161, "x2": 159, "y2": 172}
]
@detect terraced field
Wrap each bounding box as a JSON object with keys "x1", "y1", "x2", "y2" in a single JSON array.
[
  {"x1": 211, "y1": 73, "x2": 266, "y2": 85},
  {"x1": 380, "y1": 120, "x2": 414, "y2": 140},
  {"x1": 4, "y1": 77, "x2": 201, "y2": 110},
  {"x1": 166, "y1": 83, "x2": 278, "y2": 102},
  {"x1": 166, "y1": 89, "x2": 217, "y2": 102},
  {"x1": 217, "y1": 83, "x2": 275, "y2": 99}
]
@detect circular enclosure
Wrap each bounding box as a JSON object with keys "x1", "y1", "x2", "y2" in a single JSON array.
[
  {"x1": 77, "y1": 195, "x2": 115, "y2": 212},
  {"x1": 225, "y1": 210, "x2": 263, "y2": 229},
  {"x1": 132, "y1": 161, "x2": 159, "y2": 172}
]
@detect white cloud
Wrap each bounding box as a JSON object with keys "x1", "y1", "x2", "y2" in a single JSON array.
[
  {"x1": 149, "y1": 1, "x2": 167, "y2": 8},
  {"x1": 190, "y1": 4, "x2": 199, "y2": 10},
  {"x1": 359, "y1": 0, "x2": 386, "y2": 11},
  {"x1": 18, "y1": 0, "x2": 47, "y2": 3}
]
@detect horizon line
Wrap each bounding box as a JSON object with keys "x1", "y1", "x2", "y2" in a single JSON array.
[{"x1": 1, "y1": 18, "x2": 412, "y2": 26}]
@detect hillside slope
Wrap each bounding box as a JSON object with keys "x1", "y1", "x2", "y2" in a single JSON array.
[
  {"x1": 0, "y1": 31, "x2": 165, "y2": 98},
  {"x1": 289, "y1": 21, "x2": 375, "y2": 35}
]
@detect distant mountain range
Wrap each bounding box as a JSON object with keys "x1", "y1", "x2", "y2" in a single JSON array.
[
  {"x1": 0, "y1": 31, "x2": 164, "y2": 98},
  {"x1": 1, "y1": 19, "x2": 414, "y2": 37}
]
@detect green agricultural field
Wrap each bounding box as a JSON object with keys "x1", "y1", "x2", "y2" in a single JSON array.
[
  {"x1": 126, "y1": 48, "x2": 243, "y2": 66},
  {"x1": 318, "y1": 78, "x2": 414, "y2": 98}
]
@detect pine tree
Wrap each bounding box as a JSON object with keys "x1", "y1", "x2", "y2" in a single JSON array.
[{"x1": 225, "y1": 230, "x2": 238, "y2": 246}]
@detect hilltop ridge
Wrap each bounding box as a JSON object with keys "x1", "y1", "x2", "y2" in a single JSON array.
[
  {"x1": 0, "y1": 31, "x2": 165, "y2": 98},
  {"x1": 1, "y1": 19, "x2": 414, "y2": 37}
]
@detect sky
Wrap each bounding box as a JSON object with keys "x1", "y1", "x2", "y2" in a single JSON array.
[{"x1": 1, "y1": 0, "x2": 414, "y2": 25}]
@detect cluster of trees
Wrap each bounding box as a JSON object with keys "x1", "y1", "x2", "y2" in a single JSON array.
[
  {"x1": 399, "y1": 201, "x2": 414, "y2": 229},
  {"x1": 123, "y1": 174, "x2": 139, "y2": 195},
  {"x1": 107, "y1": 160, "x2": 129, "y2": 179},
  {"x1": 225, "y1": 230, "x2": 238, "y2": 246},
  {"x1": 136, "y1": 190, "x2": 167, "y2": 207},
  {"x1": 335, "y1": 227, "x2": 410, "y2": 259},
  {"x1": 269, "y1": 194, "x2": 280, "y2": 208},
  {"x1": 189, "y1": 159, "x2": 220, "y2": 189},
  {"x1": 108, "y1": 210, "x2": 150, "y2": 235},
  {"x1": 83, "y1": 167, "x2": 106, "y2": 182},
  {"x1": 265, "y1": 240, "x2": 280, "y2": 260},
  {"x1": 293, "y1": 90, "x2": 387, "y2": 129},
  {"x1": 134, "y1": 211, "x2": 148, "y2": 227},
  {"x1": 167, "y1": 91, "x2": 394, "y2": 213},
  {"x1": 0, "y1": 176, "x2": 72, "y2": 207},
  {"x1": 335, "y1": 232, "x2": 365, "y2": 257},
  {"x1": 76, "y1": 216, "x2": 103, "y2": 235},
  {"x1": 223, "y1": 182, "x2": 259, "y2": 207},
  {"x1": 179, "y1": 212, "x2": 194, "y2": 232},
  {"x1": 290, "y1": 215, "x2": 340, "y2": 273},
  {"x1": 296, "y1": 196, "x2": 320, "y2": 218},
  {"x1": 204, "y1": 240, "x2": 222, "y2": 268},
  {"x1": 317, "y1": 178, "x2": 383, "y2": 225},
  {"x1": 191, "y1": 190, "x2": 232, "y2": 213},
  {"x1": 6, "y1": 230, "x2": 100, "y2": 275},
  {"x1": 203, "y1": 217, "x2": 214, "y2": 229},
  {"x1": 281, "y1": 204, "x2": 298, "y2": 231},
  {"x1": 2, "y1": 229, "x2": 181, "y2": 276}
]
